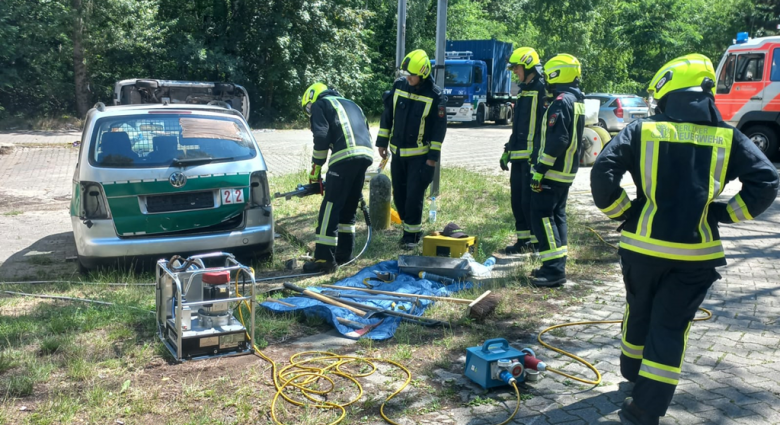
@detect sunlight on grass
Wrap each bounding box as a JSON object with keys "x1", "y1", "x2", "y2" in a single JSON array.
[{"x1": 0, "y1": 166, "x2": 623, "y2": 424}]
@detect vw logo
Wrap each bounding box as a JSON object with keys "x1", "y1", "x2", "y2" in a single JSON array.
[{"x1": 169, "y1": 172, "x2": 187, "y2": 188}]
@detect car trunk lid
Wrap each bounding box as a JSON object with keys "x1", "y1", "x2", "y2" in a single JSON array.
[{"x1": 103, "y1": 172, "x2": 251, "y2": 237}]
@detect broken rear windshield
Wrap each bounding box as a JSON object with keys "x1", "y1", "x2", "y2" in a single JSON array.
[{"x1": 88, "y1": 114, "x2": 256, "y2": 168}]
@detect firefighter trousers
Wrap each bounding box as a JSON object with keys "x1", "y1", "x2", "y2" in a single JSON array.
[
  {"x1": 313, "y1": 158, "x2": 372, "y2": 264},
  {"x1": 510, "y1": 161, "x2": 537, "y2": 245},
  {"x1": 529, "y1": 184, "x2": 569, "y2": 279},
  {"x1": 619, "y1": 260, "x2": 720, "y2": 416},
  {"x1": 390, "y1": 154, "x2": 435, "y2": 243}
]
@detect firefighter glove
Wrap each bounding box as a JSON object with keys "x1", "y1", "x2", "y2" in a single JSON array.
[
  {"x1": 309, "y1": 163, "x2": 322, "y2": 184},
  {"x1": 530, "y1": 168, "x2": 544, "y2": 192},
  {"x1": 500, "y1": 152, "x2": 510, "y2": 171}
]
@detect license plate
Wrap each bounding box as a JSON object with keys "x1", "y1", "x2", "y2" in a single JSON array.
[
  {"x1": 221, "y1": 188, "x2": 245, "y2": 205},
  {"x1": 631, "y1": 114, "x2": 645, "y2": 119}
]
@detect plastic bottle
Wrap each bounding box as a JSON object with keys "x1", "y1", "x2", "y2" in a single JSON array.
[
  {"x1": 483, "y1": 256, "x2": 497, "y2": 270},
  {"x1": 428, "y1": 197, "x2": 437, "y2": 223}
]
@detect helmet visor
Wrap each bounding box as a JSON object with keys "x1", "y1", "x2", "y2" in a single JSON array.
[
  {"x1": 399, "y1": 68, "x2": 411, "y2": 77},
  {"x1": 304, "y1": 102, "x2": 312, "y2": 116}
]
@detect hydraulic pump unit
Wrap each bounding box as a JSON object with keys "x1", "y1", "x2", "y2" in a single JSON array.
[{"x1": 155, "y1": 252, "x2": 255, "y2": 361}]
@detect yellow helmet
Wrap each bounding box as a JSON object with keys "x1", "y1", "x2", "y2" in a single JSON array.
[
  {"x1": 301, "y1": 82, "x2": 328, "y2": 115},
  {"x1": 507, "y1": 47, "x2": 540, "y2": 70},
  {"x1": 400, "y1": 49, "x2": 431, "y2": 79},
  {"x1": 647, "y1": 54, "x2": 716, "y2": 100},
  {"x1": 543, "y1": 54, "x2": 581, "y2": 85}
]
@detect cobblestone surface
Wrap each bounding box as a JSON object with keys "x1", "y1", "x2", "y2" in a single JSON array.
[{"x1": 1, "y1": 128, "x2": 779, "y2": 423}]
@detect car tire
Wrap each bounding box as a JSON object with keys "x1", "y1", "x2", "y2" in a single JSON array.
[
  {"x1": 77, "y1": 255, "x2": 92, "y2": 275},
  {"x1": 744, "y1": 125, "x2": 779, "y2": 158},
  {"x1": 598, "y1": 119, "x2": 608, "y2": 131},
  {"x1": 476, "y1": 104, "x2": 486, "y2": 126},
  {"x1": 497, "y1": 107, "x2": 512, "y2": 125}
]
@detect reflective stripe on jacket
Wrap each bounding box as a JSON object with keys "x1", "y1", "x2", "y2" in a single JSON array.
[
  {"x1": 310, "y1": 92, "x2": 374, "y2": 166},
  {"x1": 376, "y1": 78, "x2": 447, "y2": 161},
  {"x1": 534, "y1": 86, "x2": 585, "y2": 186},
  {"x1": 592, "y1": 111, "x2": 779, "y2": 267},
  {"x1": 507, "y1": 76, "x2": 547, "y2": 162}
]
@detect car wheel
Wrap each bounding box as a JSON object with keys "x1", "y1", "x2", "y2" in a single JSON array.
[
  {"x1": 598, "y1": 119, "x2": 608, "y2": 131},
  {"x1": 77, "y1": 255, "x2": 92, "y2": 275},
  {"x1": 745, "y1": 125, "x2": 779, "y2": 158},
  {"x1": 476, "y1": 104, "x2": 486, "y2": 126}
]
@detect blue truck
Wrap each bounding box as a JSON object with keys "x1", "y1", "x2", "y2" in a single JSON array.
[{"x1": 431, "y1": 39, "x2": 515, "y2": 125}]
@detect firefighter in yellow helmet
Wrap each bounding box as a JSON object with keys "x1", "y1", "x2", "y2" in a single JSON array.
[
  {"x1": 591, "y1": 54, "x2": 778, "y2": 424},
  {"x1": 501, "y1": 47, "x2": 547, "y2": 254},
  {"x1": 300, "y1": 82, "x2": 374, "y2": 273},
  {"x1": 527, "y1": 54, "x2": 585, "y2": 287},
  {"x1": 376, "y1": 49, "x2": 448, "y2": 249}
]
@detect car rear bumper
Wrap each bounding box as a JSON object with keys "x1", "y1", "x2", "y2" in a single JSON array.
[{"x1": 72, "y1": 208, "x2": 273, "y2": 261}]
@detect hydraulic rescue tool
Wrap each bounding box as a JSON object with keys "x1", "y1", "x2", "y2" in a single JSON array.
[{"x1": 155, "y1": 252, "x2": 256, "y2": 361}]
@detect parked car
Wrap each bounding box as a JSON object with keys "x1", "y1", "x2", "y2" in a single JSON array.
[
  {"x1": 585, "y1": 94, "x2": 651, "y2": 132},
  {"x1": 71, "y1": 102, "x2": 273, "y2": 270},
  {"x1": 114, "y1": 79, "x2": 250, "y2": 118}
]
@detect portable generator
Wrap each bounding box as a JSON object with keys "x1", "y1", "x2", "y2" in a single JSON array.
[
  {"x1": 464, "y1": 338, "x2": 546, "y2": 389},
  {"x1": 155, "y1": 252, "x2": 256, "y2": 361}
]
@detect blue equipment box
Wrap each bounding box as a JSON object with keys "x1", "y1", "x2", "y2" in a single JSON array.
[{"x1": 465, "y1": 338, "x2": 528, "y2": 389}]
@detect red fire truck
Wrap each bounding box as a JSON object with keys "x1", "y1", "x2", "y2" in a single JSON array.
[{"x1": 715, "y1": 33, "x2": 780, "y2": 158}]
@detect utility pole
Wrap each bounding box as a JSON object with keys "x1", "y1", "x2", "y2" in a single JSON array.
[
  {"x1": 395, "y1": 0, "x2": 407, "y2": 73},
  {"x1": 429, "y1": 0, "x2": 447, "y2": 198}
]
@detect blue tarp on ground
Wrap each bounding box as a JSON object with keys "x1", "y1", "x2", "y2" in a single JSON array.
[{"x1": 259, "y1": 260, "x2": 472, "y2": 340}]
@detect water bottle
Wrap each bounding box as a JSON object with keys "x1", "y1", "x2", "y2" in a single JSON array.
[
  {"x1": 428, "y1": 197, "x2": 437, "y2": 223},
  {"x1": 483, "y1": 256, "x2": 497, "y2": 271}
]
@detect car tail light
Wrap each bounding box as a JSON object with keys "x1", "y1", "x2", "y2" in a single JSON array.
[
  {"x1": 614, "y1": 98, "x2": 624, "y2": 118},
  {"x1": 250, "y1": 171, "x2": 271, "y2": 207},
  {"x1": 80, "y1": 182, "x2": 110, "y2": 219}
]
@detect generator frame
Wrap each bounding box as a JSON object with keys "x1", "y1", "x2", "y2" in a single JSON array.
[{"x1": 155, "y1": 252, "x2": 256, "y2": 361}]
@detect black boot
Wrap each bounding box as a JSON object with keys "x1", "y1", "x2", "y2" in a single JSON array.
[
  {"x1": 303, "y1": 259, "x2": 337, "y2": 274},
  {"x1": 620, "y1": 398, "x2": 660, "y2": 425},
  {"x1": 505, "y1": 241, "x2": 536, "y2": 255}
]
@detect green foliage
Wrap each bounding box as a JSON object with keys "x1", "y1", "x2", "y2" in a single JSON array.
[{"x1": 0, "y1": 0, "x2": 777, "y2": 124}]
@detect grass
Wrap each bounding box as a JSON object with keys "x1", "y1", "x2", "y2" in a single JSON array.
[
  {"x1": 0, "y1": 166, "x2": 621, "y2": 424},
  {"x1": 1, "y1": 211, "x2": 23, "y2": 217}
]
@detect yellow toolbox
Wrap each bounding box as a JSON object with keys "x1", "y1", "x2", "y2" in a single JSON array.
[{"x1": 422, "y1": 235, "x2": 477, "y2": 258}]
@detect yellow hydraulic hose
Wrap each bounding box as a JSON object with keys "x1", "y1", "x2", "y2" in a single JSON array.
[
  {"x1": 538, "y1": 307, "x2": 713, "y2": 386},
  {"x1": 235, "y1": 271, "x2": 413, "y2": 425}
]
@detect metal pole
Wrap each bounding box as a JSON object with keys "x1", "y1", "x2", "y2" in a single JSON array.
[
  {"x1": 395, "y1": 0, "x2": 407, "y2": 73},
  {"x1": 429, "y1": 0, "x2": 447, "y2": 198}
]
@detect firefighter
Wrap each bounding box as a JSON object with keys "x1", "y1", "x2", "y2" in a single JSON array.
[
  {"x1": 528, "y1": 54, "x2": 584, "y2": 287},
  {"x1": 300, "y1": 82, "x2": 374, "y2": 273},
  {"x1": 376, "y1": 49, "x2": 447, "y2": 249},
  {"x1": 501, "y1": 47, "x2": 547, "y2": 254},
  {"x1": 591, "y1": 54, "x2": 779, "y2": 424}
]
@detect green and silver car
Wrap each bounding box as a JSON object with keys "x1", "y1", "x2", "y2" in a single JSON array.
[{"x1": 71, "y1": 103, "x2": 273, "y2": 270}]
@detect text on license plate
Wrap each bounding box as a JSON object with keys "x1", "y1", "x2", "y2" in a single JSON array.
[
  {"x1": 631, "y1": 114, "x2": 645, "y2": 118},
  {"x1": 221, "y1": 188, "x2": 245, "y2": 205}
]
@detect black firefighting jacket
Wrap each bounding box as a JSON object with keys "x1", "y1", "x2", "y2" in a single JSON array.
[
  {"x1": 506, "y1": 74, "x2": 547, "y2": 163},
  {"x1": 591, "y1": 92, "x2": 779, "y2": 268},
  {"x1": 310, "y1": 90, "x2": 374, "y2": 166},
  {"x1": 532, "y1": 85, "x2": 585, "y2": 186},
  {"x1": 376, "y1": 77, "x2": 447, "y2": 162}
]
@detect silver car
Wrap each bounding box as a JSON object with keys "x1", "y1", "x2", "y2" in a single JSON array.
[
  {"x1": 71, "y1": 103, "x2": 273, "y2": 270},
  {"x1": 585, "y1": 94, "x2": 651, "y2": 132}
]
